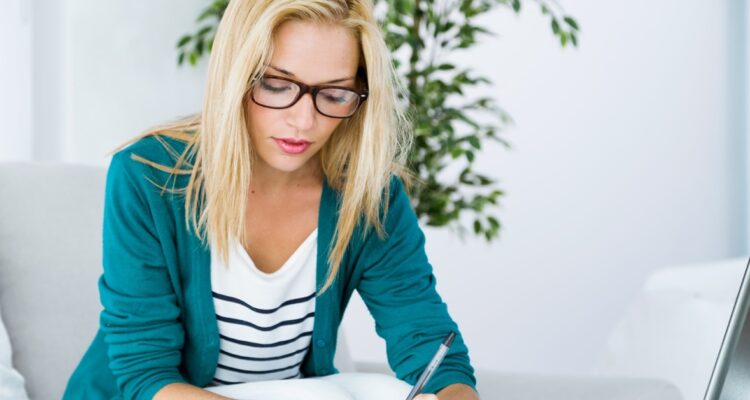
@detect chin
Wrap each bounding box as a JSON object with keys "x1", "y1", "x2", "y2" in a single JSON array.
[
  {"x1": 264, "y1": 154, "x2": 313, "y2": 173},
  {"x1": 273, "y1": 162, "x2": 308, "y2": 174}
]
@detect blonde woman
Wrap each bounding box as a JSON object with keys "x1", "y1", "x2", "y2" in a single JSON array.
[{"x1": 64, "y1": 0, "x2": 478, "y2": 399}]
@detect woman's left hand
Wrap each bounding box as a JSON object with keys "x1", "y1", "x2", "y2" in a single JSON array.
[{"x1": 430, "y1": 383, "x2": 481, "y2": 399}]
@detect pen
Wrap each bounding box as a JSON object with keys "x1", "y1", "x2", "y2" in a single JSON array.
[{"x1": 404, "y1": 331, "x2": 456, "y2": 400}]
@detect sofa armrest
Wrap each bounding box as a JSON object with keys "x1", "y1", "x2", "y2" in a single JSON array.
[
  {"x1": 352, "y1": 361, "x2": 393, "y2": 376},
  {"x1": 597, "y1": 257, "x2": 747, "y2": 399},
  {"x1": 474, "y1": 371, "x2": 682, "y2": 400},
  {"x1": 353, "y1": 362, "x2": 682, "y2": 399}
]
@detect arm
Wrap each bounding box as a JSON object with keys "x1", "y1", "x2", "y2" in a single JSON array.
[
  {"x1": 154, "y1": 383, "x2": 232, "y2": 400},
  {"x1": 355, "y1": 176, "x2": 478, "y2": 396},
  {"x1": 413, "y1": 384, "x2": 480, "y2": 400},
  {"x1": 437, "y1": 383, "x2": 481, "y2": 399},
  {"x1": 98, "y1": 152, "x2": 192, "y2": 399}
]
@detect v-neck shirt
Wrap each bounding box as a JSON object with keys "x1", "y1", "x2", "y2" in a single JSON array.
[{"x1": 209, "y1": 228, "x2": 318, "y2": 385}]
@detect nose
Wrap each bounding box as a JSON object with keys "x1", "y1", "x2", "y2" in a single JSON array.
[{"x1": 286, "y1": 92, "x2": 316, "y2": 131}]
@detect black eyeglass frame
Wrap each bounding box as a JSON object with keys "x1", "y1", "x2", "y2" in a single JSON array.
[{"x1": 249, "y1": 74, "x2": 369, "y2": 119}]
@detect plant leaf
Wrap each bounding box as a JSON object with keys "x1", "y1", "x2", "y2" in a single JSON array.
[
  {"x1": 177, "y1": 35, "x2": 192, "y2": 48},
  {"x1": 564, "y1": 16, "x2": 579, "y2": 30}
]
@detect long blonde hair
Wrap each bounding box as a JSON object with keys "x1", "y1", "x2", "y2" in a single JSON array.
[{"x1": 110, "y1": 0, "x2": 413, "y2": 294}]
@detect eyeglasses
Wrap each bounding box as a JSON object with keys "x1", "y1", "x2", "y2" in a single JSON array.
[{"x1": 249, "y1": 74, "x2": 369, "y2": 119}]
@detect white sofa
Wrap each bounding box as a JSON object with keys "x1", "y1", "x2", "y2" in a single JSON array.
[
  {"x1": 596, "y1": 257, "x2": 748, "y2": 399},
  {"x1": 0, "y1": 161, "x2": 686, "y2": 399}
]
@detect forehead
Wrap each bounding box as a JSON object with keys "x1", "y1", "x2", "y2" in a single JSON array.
[{"x1": 269, "y1": 20, "x2": 360, "y2": 83}]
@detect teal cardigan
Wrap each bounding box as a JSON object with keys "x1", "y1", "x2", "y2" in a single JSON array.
[{"x1": 63, "y1": 136, "x2": 475, "y2": 399}]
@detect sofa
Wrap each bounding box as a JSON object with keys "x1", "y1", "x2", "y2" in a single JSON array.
[{"x1": 0, "y1": 161, "x2": 686, "y2": 399}]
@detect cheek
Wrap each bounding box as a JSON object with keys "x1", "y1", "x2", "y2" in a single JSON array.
[
  {"x1": 245, "y1": 102, "x2": 283, "y2": 150},
  {"x1": 318, "y1": 119, "x2": 343, "y2": 142},
  {"x1": 246, "y1": 101, "x2": 271, "y2": 134}
]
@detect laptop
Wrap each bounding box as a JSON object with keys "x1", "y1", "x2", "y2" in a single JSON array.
[{"x1": 704, "y1": 256, "x2": 750, "y2": 400}]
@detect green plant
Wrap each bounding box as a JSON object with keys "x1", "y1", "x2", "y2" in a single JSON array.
[{"x1": 176, "y1": 0, "x2": 579, "y2": 242}]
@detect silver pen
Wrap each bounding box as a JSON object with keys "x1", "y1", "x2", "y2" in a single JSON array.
[{"x1": 404, "y1": 331, "x2": 456, "y2": 400}]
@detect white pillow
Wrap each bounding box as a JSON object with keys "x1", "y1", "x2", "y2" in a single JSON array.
[{"x1": 0, "y1": 308, "x2": 29, "y2": 400}]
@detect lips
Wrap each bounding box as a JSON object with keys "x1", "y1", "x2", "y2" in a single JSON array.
[
  {"x1": 273, "y1": 137, "x2": 312, "y2": 155},
  {"x1": 276, "y1": 137, "x2": 311, "y2": 145}
]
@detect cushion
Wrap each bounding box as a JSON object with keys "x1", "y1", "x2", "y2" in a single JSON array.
[{"x1": 478, "y1": 371, "x2": 682, "y2": 400}]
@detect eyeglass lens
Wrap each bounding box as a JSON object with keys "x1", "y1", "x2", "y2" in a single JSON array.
[{"x1": 252, "y1": 77, "x2": 361, "y2": 118}]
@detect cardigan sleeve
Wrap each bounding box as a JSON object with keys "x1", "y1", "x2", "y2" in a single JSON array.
[
  {"x1": 355, "y1": 175, "x2": 477, "y2": 395},
  {"x1": 97, "y1": 151, "x2": 188, "y2": 399}
]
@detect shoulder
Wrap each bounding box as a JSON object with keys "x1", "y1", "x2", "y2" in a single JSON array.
[
  {"x1": 105, "y1": 134, "x2": 195, "y2": 214},
  {"x1": 109, "y1": 134, "x2": 194, "y2": 191},
  {"x1": 112, "y1": 134, "x2": 192, "y2": 171},
  {"x1": 360, "y1": 173, "x2": 418, "y2": 244},
  {"x1": 383, "y1": 173, "x2": 413, "y2": 217},
  {"x1": 325, "y1": 172, "x2": 410, "y2": 215}
]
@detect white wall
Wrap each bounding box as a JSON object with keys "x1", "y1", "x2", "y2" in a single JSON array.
[
  {"x1": 14, "y1": 0, "x2": 749, "y2": 378},
  {"x1": 342, "y1": 0, "x2": 748, "y2": 375},
  {"x1": 32, "y1": 0, "x2": 208, "y2": 164},
  {"x1": 31, "y1": 0, "x2": 65, "y2": 160},
  {"x1": 1, "y1": 0, "x2": 32, "y2": 161}
]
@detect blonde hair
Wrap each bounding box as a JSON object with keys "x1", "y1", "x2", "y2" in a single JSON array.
[{"x1": 109, "y1": 0, "x2": 414, "y2": 294}]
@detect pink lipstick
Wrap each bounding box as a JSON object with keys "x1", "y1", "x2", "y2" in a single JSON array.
[{"x1": 273, "y1": 138, "x2": 312, "y2": 155}]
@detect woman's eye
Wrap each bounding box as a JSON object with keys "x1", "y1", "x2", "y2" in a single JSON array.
[
  {"x1": 261, "y1": 82, "x2": 290, "y2": 93},
  {"x1": 320, "y1": 90, "x2": 354, "y2": 104},
  {"x1": 322, "y1": 94, "x2": 347, "y2": 103}
]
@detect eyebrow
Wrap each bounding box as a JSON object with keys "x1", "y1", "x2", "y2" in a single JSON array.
[{"x1": 268, "y1": 64, "x2": 355, "y2": 84}]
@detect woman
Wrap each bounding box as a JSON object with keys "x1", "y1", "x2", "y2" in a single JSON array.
[{"x1": 64, "y1": 0, "x2": 478, "y2": 399}]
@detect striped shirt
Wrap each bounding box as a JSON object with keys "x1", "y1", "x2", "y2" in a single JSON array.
[{"x1": 209, "y1": 228, "x2": 318, "y2": 385}]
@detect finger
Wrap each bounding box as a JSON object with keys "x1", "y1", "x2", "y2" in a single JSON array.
[{"x1": 413, "y1": 394, "x2": 439, "y2": 400}]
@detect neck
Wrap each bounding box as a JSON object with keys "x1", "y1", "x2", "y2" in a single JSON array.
[{"x1": 250, "y1": 154, "x2": 323, "y2": 194}]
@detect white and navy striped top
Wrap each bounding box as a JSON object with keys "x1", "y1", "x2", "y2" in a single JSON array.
[{"x1": 209, "y1": 228, "x2": 318, "y2": 385}]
